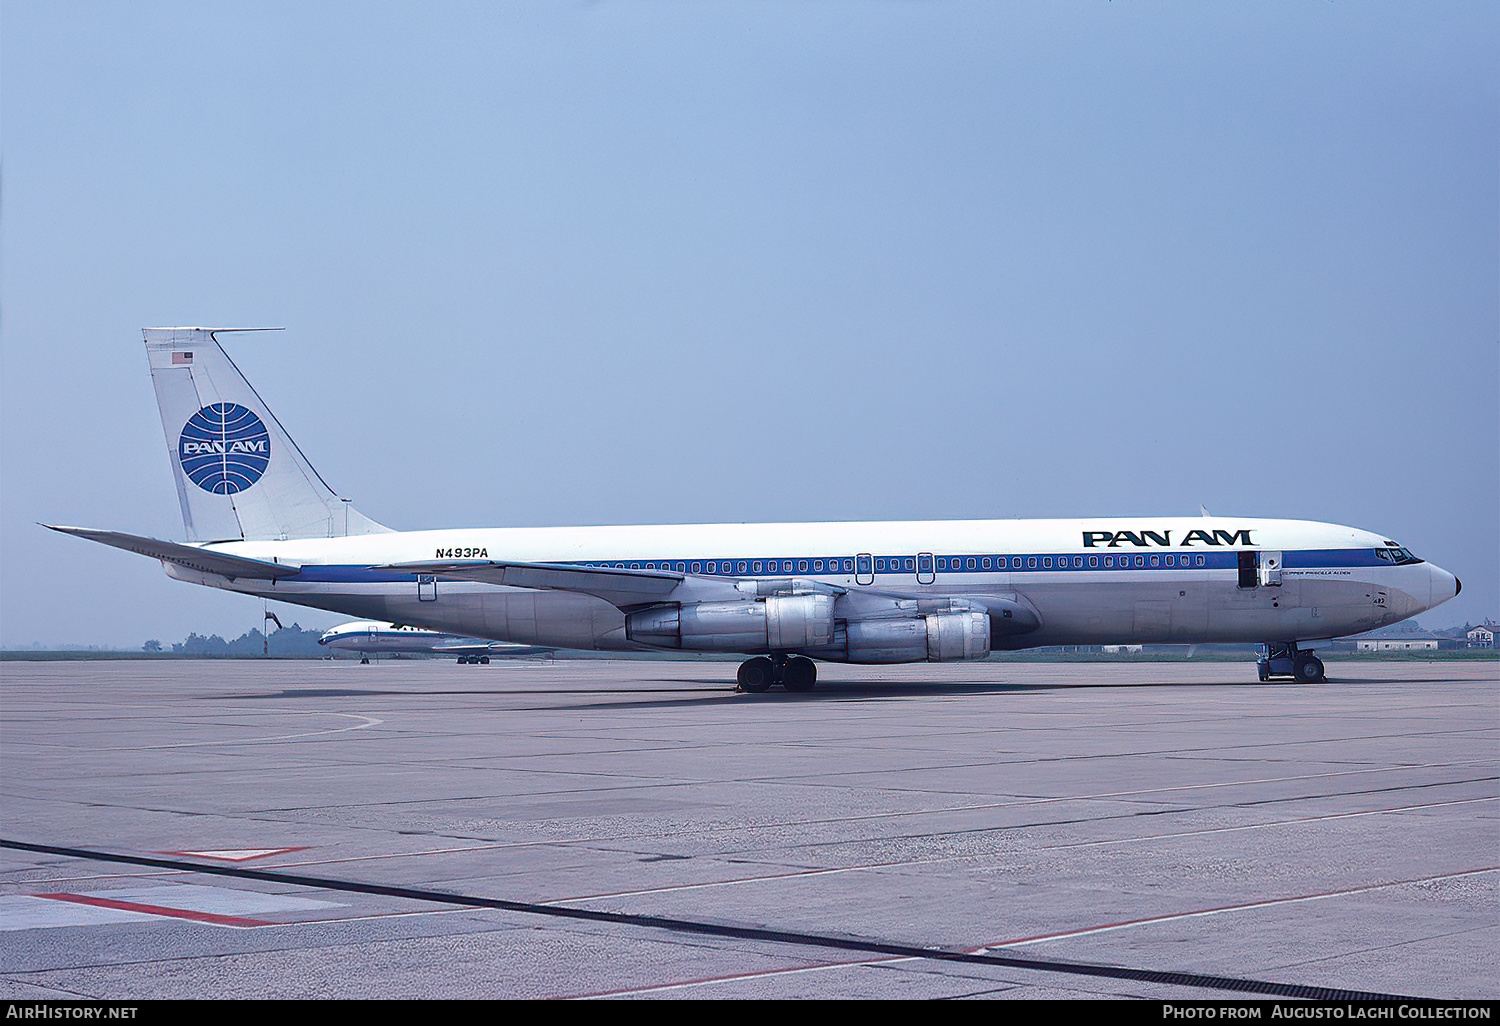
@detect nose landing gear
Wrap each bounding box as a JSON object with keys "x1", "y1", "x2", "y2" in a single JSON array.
[
  {"x1": 1257, "y1": 642, "x2": 1325, "y2": 683},
  {"x1": 736, "y1": 655, "x2": 818, "y2": 693}
]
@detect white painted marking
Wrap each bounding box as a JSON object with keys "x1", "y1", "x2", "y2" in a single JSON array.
[
  {"x1": 0, "y1": 895, "x2": 149, "y2": 931},
  {"x1": 171, "y1": 848, "x2": 305, "y2": 861},
  {"x1": 0, "y1": 883, "x2": 343, "y2": 932},
  {"x1": 102, "y1": 711, "x2": 385, "y2": 751}
]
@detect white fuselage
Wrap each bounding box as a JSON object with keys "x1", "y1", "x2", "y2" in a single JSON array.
[{"x1": 167, "y1": 516, "x2": 1459, "y2": 659}]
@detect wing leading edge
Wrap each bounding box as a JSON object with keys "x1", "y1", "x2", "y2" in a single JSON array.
[{"x1": 381, "y1": 558, "x2": 684, "y2": 607}]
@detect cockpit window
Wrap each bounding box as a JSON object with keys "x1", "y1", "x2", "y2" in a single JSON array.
[{"x1": 1375, "y1": 547, "x2": 1422, "y2": 565}]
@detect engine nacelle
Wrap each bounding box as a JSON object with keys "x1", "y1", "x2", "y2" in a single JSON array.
[
  {"x1": 841, "y1": 611, "x2": 991, "y2": 663},
  {"x1": 925, "y1": 611, "x2": 991, "y2": 661},
  {"x1": 626, "y1": 594, "x2": 835, "y2": 652}
]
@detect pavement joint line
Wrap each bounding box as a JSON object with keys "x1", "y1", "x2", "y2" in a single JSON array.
[
  {"x1": 568, "y1": 953, "x2": 923, "y2": 998},
  {"x1": 168, "y1": 758, "x2": 1494, "y2": 877},
  {"x1": 1043, "y1": 795, "x2": 1500, "y2": 849},
  {"x1": 0, "y1": 837, "x2": 1419, "y2": 1002},
  {"x1": 972, "y1": 867, "x2": 1500, "y2": 950}
]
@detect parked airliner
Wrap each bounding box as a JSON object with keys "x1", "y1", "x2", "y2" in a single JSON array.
[
  {"x1": 319, "y1": 621, "x2": 553, "y2": 664},
  {"x1": 48, "y1": 328, "x2": 1460, "y2": 691}
]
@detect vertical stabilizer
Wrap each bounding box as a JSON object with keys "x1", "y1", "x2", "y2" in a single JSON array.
[{"x1": 144, "y1": 327, "x2": 391, "y2": 541}]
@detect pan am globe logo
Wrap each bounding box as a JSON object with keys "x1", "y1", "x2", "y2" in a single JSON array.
[{"x1": 178, "y1": 403, "x2": 271, "y2": 494}]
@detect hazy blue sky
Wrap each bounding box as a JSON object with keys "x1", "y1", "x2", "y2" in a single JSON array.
[{"x1": 2, "y1": 1, "x2": 1496, "y2": 646}]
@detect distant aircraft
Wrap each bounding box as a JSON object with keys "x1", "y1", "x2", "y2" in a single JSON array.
[
  {"x1": 49, "y1": 328, "x2": 1461, "y2": 691},
  {"x1": 318, "y1": 620, "x2": 553, "y2": 664}
]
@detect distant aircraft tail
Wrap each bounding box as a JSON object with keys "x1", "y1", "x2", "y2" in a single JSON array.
[{"x1": 144, "y1": 327, "x2": 391, "y2": 542}]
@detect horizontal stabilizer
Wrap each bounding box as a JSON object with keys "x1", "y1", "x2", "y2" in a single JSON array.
[
  {"x1": 45, "y1": 525, "x2": 301, "y2": 581},
  {"x1": 382, "y1": 559, "x2": 682, "y2": 607}
]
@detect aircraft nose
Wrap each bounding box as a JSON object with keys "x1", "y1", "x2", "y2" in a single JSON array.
[{"x1": 1428, "y1": 564, "x2": 1459, "y2": 608}]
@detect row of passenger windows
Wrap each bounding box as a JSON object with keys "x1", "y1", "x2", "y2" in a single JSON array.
[{"x1": 581, "y1": 553, "x2": 1212, "y2": 574}]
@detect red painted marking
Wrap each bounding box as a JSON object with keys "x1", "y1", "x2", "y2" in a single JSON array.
[{"x1": 35, "y1": 892, "x2": 272, "y2": 928}]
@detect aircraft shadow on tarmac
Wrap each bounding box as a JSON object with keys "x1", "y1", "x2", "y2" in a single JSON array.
[{"x1": 216, "y1": 675, "x2": 1416, "y2": 711}]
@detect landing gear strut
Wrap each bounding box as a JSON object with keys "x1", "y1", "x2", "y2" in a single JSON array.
[
  {"x1": 736, "y1": 655, "x2": 818, "y2": 693},
  {"x1": 1257, "y1": 642, "x2": 1324, "y2": 683}
]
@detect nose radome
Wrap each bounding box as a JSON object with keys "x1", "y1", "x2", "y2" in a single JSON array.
[{"x1": 1428, "y1": 564, "x2": 1459, "y2": 609}]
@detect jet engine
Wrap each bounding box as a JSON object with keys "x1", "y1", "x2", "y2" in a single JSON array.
[
  {"x1": 626, "y1": 594, "x2": 836, "y2": 651},
  {"x1": 840, "y1": 610, "x2": 991, "y2": 663}
]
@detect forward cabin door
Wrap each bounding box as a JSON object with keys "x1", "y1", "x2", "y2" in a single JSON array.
[{"x1": 1237, "y1": 551, "x2": 1258, "y2": 589}]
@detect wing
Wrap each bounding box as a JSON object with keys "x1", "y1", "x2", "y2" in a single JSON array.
[
  {"x1": 45, "y1": 525, "x2": 300, "y2": 581},
  {"x1": 429, "y1": 641, "x2": 558, "y2": 657},
  {"x1": 381, "y1": 559, "x2": 684, "y2": 608}
]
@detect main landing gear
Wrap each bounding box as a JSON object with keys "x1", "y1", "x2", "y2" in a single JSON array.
[
  {"x1": 1257, "y1": 642, "x2": 1325, "y2": 684},
  {"x1": 736, "y1": 655, "x2": 818, "y2": 693},
  {"x1": 457, "y1": 655, "x2": 490, "y2": 665}
]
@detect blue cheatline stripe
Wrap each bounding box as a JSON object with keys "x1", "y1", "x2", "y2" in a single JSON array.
[
  {"x1": 284, "y1": 548, "x2": 1391, "y2": 585},
  {"x1": 290, "y1": 566, "x2": 421, "y2": 583}
]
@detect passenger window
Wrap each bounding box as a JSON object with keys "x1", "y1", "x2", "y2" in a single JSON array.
[
  {"x1": 1043, "y1": 557, "x2": 1052, "y2": 568},
  {"x1": 738, "y1": 561, "x2": 747, "y2": 573},
  {"x1": 982, "y1": 557, "x2": 991, "y2": 569},
  {"x1": 691, "y1": 562, "x2": 701, "y2": 573},
  {"x1": 966, "y1": 557, "x2": 976, "y2": 569},
  {"x1": 1150, "y1": 555, "x2": 1159, "y2": 567},
  {"x1": 1135, "y1": 555, "x2": 1144, "y2": 567},
  {"x1": 1073, "y1": 556, "x2": 1082, "y2": 568},
  {"x1": 1027, "y1": 557, "x2": 1037, "y2": 569},
  {"x1": 1196, "y1": 555, "x2": 1205, "y2": 567},
  {"x1": 1089, "y1": 555, "x2": 1098, "y2": 567},
  {"x1": 798, "y1": 560, "x2": 808, "y2": 572}
]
